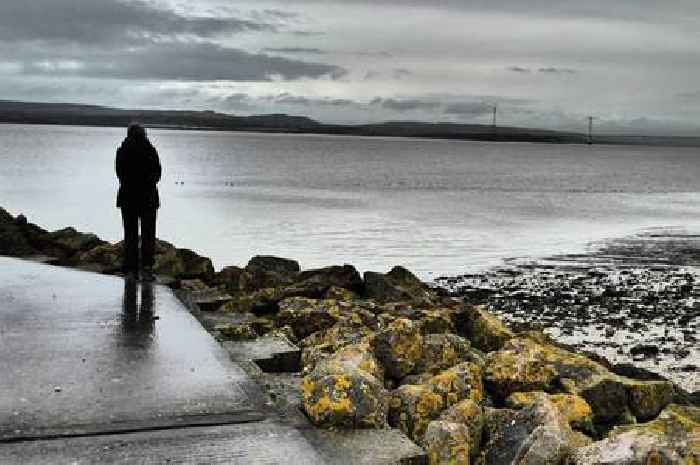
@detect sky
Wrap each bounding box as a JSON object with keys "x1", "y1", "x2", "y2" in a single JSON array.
[{"x1": 2, "y1": 0, "x2": 700, "y2": 134}]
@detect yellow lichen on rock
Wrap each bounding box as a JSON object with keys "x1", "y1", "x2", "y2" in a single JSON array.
[
  {"x1": 389, "y1": 384, "x2": 445, "y2": 442},
  {"x1": 461, "y1": 305, "x2": 514, "y2": 353},
  {"x1": 421, "y1": 420, "x2": 470, "y2": 465},
  {"x1": 372, "y1": 318, "x2": 424, "y2": 379},
  {"x1": 302, "y1": 362, "x2": 388, "y2": 428},
  {"x1": 505, "y1": 391, "x2": 594, "y2": 432},
  {"x1": 427, "y1": 362, "x2": 483, "y2": 407}
]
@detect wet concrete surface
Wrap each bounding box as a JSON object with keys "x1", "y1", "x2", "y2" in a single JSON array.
[
  {"x1": 0, "y1": 257, "x2": 262, "y2": 441},
  {"x1": 0, "y1": 421, "x2": 327, "y2": 464}
]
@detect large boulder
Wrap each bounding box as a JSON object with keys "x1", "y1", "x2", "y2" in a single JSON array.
[
  {"x1": 212, "y1": 265, "x2": 255, "y2": 294},
  {"x1": 34, "y1": 227, "x2": 106, "y2": 264},
  {"x1": 316, "y1": 343, "x2": 384, "y2": 383},
  {"x1": 0, "y1": 210, "x2": 46, "y2": 257},
  {"x1": 364, "y1": 266, "x2": 433, "y2": 304},
  {"x1": 300, "y1": 316, "x2": 374, "y2": 373},
  {"x1": 425, "y1": 362, "x2": 484, "y2": 408},
  {"x1": 421, "y1": 420, "x2": 470, "y2": 465},
  {"x1": 389, "y1": 384, "x2": 445, "y2": 442},
  {"x1": 77, "y1": 241, "x2": 122, "y2": 272},
  {"x1": 458, "y1": 305, "x2": 514, "y2": 353},
  {"x1": 479, "y1": 398, "x2": 584, "y2": 465},
  {"x1": 372, "y1": 318, "x2": 424, "y2": 379},
  {"x1": 153, "y1": 240, "x2": 214, "y2": 280},
  {"x1": 287, "y1": 264, "x2": 364, "y2": 298},
  {"x1": 301, "y1": 361, "x2": 388, "y2": 428},
  {"x1": 484, "y1": 337, "x2": 676, "y2": 427},
  {"x1": 569, "y1": 404, "x2": 699, "y2": 465},
  {"x1": 277, "y1": 297, "x2": 343, "y2": 340},
  {"x1": 245, "y1": 255, "x2": 300, "y2": 289},
  {"x1": 415, "y1": 334, "x2": 472, "y2": 375},
  {"x1": 439, "y1": 399, "x2": 484, "y2": 462},
  {"x1": 505, "y1": 391, "x2": 594, "y2": 434}
]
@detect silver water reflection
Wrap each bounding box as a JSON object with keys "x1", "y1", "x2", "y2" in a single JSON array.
[{"x1": 2, "y1": 124, "x2": 700, "y2": 278}]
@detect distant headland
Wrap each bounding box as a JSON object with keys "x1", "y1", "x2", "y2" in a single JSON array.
[{"x1": 3, "y1": 100, "x2": 700, "y2": 147}]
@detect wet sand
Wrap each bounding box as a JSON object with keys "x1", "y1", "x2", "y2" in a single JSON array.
[{"x1": 435, "y1": 228, "x2": 700, "y2": 393}]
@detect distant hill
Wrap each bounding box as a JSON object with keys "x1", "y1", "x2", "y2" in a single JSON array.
[{"x1": 2, "y1": 100, "x2": 699, "y2": 146}]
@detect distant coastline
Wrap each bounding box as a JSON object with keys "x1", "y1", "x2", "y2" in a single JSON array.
[{"x1": 3, "y1": 100, "x2": 700, "y2": 147}]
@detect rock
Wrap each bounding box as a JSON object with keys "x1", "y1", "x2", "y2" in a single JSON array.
[
  {"x1": 245, "y1": 255, "x2": 300, "y2": 289},
  {"x1": 317, "y1": 343, "x2": 384, "y2": 383},
  {"x1": 0, "y1": 211, "x2": 46, "y2": 257},
  {"x1": 389, "y1": 384, "x2": 445, "y2": 442},
  {"x1": 505, "y1": 391, "x2": 594, "y2": 433},
  {"x1": 439, "y1": 399, "x2": 483, "y2": 462},
  {"x1": 212, "y1": 265, "x2": 255, "y2": 294},
  {"x1": 324, "y1": 285, "x2": 358, "y2": 301},
  {"x1": 458, "y1": 305, "x2": 514, "y2": 353},
  {"x1": 482, "y1": 407, "x2": 519, "y2": 444},
  {"x1": 609, "y1": 363, "x2": 667, "y2": 381},
  {"x1": 302, "y1": 361, "x2": 388, "y2": 428},
  {"x1": 77, "y1": 241, "x2": 122, "y2": 272},
  {"x1": 421, "y1": 420, "x2": 470, "y2": 465},
  {"x1": 629, "y1": 343, "x2": 660, "y2": 358},
  {"x1": 484, "y1": 337, "x2": 609, "y2": 402},
  {"x1": 623, "y1": 379, "x2": 675, "y2": 422},
  {"x1": 425, "y1": 362, "x2": 484, "y2": 408},
  {"x1": 0, "y1": 207, "x2": 13, "y2": 224},
  {"x1": 35, "y1": 227, "x2": 106, "y2": 264},
  {"x1": 300, "y1": 316, "x2": 374, "y2": 373},
  {"x1": 364, "y1": 266, "x2": 432, "y2": 304},
  {"x1": 153, "y1": 240, "x2": 214, "y2": 280},
  {"x1": 277, "y1": 297, "x2": 344, "y2": 340},
  {"x1": 372, "y1": 318, "x2": 424, "y2": 379},
  {"x1": 216, "y1": 322, "x2": 257, "y2": 340},
  {"x1": 288, "y1": 265, "x2": 364, "y2": 298},
  {"x1": 417, "y1": 308, "x2": 457, "y2": 334},
  {"x1": 480, "y1": 398, "x2": 580, "y2": 465},
  {"x1": 569, "y1": 404, "x2": 699, "y2": 465},
  {"x1": 415, "y1": 334, "x2": 472, "y2": 375}
]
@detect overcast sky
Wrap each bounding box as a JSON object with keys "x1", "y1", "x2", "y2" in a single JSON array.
[{"x1": 2, "y1": 0, "x2": 700, "y2": 133}]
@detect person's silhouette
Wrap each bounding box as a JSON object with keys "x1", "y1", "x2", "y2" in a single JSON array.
[{"x1": 116, "y1": 123, "x2": 161, "y2": 282}]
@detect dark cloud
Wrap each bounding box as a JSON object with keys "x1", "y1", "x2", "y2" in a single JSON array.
[
  {"x1": 538, "y1": 67, "x2": 577, "y2": 74},
  {"x1": 508, "y1": 66, "x2": 531, "y2": 73},
  {"x1": 373, "y1": 98, "x2": 440, "y2": 111},
  {"x1": 20, "y1": 41, "x2": 346, "y2": 82},
  {"x1": 443, "y1": 102, "x2": 494, "y2": 116},
  {"x1": 0, "y1": 0, "x2": 275, "y2": 45},
  {"x1": 262, "y1": 47, "x2": 327, "y2": 54},
  {"x1": 393, "y1": 68, "x2": 414, "y2": 79}
]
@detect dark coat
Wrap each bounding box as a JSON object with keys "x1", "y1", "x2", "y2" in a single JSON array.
[{"x1": 115, "y1": 136, "x2": 162, "y2": 210}]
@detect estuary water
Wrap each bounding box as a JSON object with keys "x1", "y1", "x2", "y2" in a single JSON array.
[{"x1": 2, "y1": 123, "x2": 700, "y2": 278}]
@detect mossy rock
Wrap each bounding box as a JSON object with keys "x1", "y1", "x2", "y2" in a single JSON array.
[
  {"x1": 389, "y1": 384, "x2": 445, "y2": 442},
  {"x1": 216, "y1": 322, "x2": 257, "y2": 341},
  {"x1": 415, "y1": 334, "x2": 472, "y2": 376},
  {"x1": 372, "y1": 318, "x2": 423, "y2": 380},
  {"x1": 426, "y1": 362, "x2": 484, "y2": 407},
  {"x1": 302, "y1": 362, "x2": 388, "y2": 428},
  {"x1": 439, "y1": 399, "x2": 483, "y2": 462},
  {"x1": 459, "y1": 305, "x2": 514, "y2": 353},
  {"x1": 569, "y1": 404, "x2": 699, "y2": 465},
  {"x1": 623, "y1": 379, "x2": 676, "y2": 422},
  {"x1": 417, "y1": 308, "x2": 456, "y2": 334},
  {"x1": 506, "y1": 391, "x2": 594, "y2": 434},
  {"x1": 364, "y1": 266, "x2": 433, "y2": 304},
  {"x1": 421, "y1": 420, "x2": 470, "y2": 465},
  {"x1": 277, "y1": 297, "x2": 344, "y2": 339}
]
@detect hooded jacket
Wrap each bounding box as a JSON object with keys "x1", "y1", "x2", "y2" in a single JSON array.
[{"x1": 115, "y1": 135, "x2": 162, "y2": 210}]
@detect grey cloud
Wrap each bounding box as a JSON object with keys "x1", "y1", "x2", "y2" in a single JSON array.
[
  {"x1": 263, "y1": 47, "x2": 327, "y2": 54},
  {"x1": 538, "y1": 67, "x2": 577, "y2": 74},
  {"x1": 0, "y1": 0, "x2": 275, "y2": 45},
  {"x1": 374, "y1": 98, "x2": 440, "y2": 111},
  {"x1": 21, "y1": 41, "x2": 346, "y2": 82},
  {"x1": 443, "y1": 102, "x2": 494, "y2": 116},
  {"x1": 393, "y1": 68, "x2": 414, "y2": 79},
  {"x1": 677, "y1": 91, "x2": 700, "y2": 101},
  {"x1": 508, "y1": 66, "x2": 531, "y2": 73}
]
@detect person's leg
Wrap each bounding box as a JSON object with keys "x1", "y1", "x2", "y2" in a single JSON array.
[
  {"x1": 121, "y1": 206, "x2": 139, "y2": 274},
  {"x1": 140, "y1": 208, "x2": 157, "y2": 272}
]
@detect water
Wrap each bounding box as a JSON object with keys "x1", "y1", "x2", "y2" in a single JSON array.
[{"x1": 2, "y1": 123, "x2": 700, "y2": 278}]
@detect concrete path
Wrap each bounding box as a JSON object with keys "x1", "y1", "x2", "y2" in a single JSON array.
[{"x1": 0, "y1": 257, "x2": 325, "y2": 463}]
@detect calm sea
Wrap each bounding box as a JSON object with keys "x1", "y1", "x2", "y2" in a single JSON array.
[{"x1": 2, "y1": 124, "x2": 700, "y2": 278}]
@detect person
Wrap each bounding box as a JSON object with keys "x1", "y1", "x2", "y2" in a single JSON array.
[{"x1": 116, "y1": 123, "x2": 161, "y2": 281}]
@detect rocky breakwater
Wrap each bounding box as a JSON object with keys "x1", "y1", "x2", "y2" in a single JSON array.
[{"x1": 1, "y1": 206, "x2": 698, "y2": 464}]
